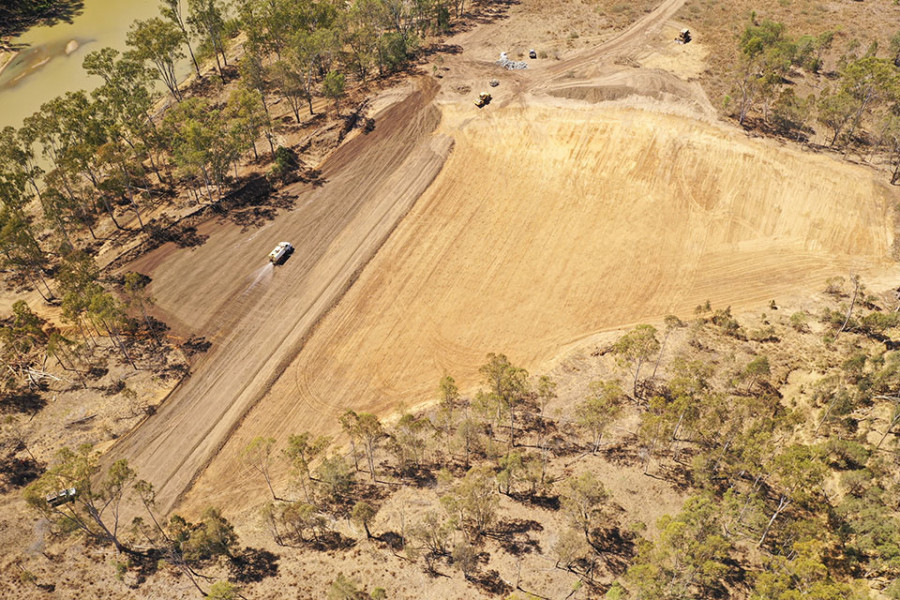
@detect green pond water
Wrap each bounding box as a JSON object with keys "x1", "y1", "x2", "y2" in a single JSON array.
[{"x1": 0, "y1": 0, "x2": 174, "y2": 130}]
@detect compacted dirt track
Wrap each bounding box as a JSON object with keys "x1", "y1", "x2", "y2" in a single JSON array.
[{"x1": 110, "y1": 81, "x2": 451, "y2": 513}]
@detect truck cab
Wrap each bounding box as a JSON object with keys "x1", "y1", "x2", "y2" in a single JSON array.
[{"x1": 268, "y1": 241, "x2": 294, "y2": 264}]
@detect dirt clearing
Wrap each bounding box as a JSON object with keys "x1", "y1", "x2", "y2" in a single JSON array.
[
  {"x1": 108, "y1": 80, "x2": 451, "y2": 515},
  {"x1": 108, "y1": 0, "x2": 899, "y2": 517},
  {"x1": 190, "y1": 95, "x2": 896, "y2": 511}
]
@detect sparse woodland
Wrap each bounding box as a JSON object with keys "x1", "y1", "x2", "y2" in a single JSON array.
[
  {"x1": 12, "y1": 276, "x2": 900, "y2": 599},
  {"x1": 5, "y1": 1, "x2": 900, "y2": 599},
  {"x1": 681, "y1": 3, "x2": 900, "y2": 182}
]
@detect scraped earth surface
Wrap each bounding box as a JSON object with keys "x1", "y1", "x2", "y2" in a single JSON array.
[
  {"x1": 111, "y1": 81, "x2": 451, "y2": 514},
  {"x1": 112, "y1": 0, "x2": 898, "y2": 515}
]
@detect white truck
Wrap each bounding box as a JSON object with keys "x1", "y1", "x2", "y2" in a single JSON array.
[
  {"x1": 46, "y1": 487, "x2": 77, "y2": 507},
  {"x1": 268, "y1": 241, "x2": 293, "y2": 264}
]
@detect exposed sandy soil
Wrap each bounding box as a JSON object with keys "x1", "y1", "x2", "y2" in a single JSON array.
[
  {"x1": 178, "y1": 0, "x2": 900, "y2": 521},
  {"x1": 108, "y1": 79, "x2": 452, "y2": 515},
  {"x1": 98, "y1": 0, "x2": 899, "y2": 525}
]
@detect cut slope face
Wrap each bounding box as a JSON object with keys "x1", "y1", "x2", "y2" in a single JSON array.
[{"x1": 192, "y1": 102, "x2": 895, "y2": 504}]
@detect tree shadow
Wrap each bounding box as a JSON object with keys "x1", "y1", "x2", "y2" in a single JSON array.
[
  {"x1": 210, "y1": 175, "x2": 302, "y2": 231},
  {"x1": 0, "y1": 389, "x2": 46, "y2": 415},
  {"x1": 306, "y1": 531, "x2": 356, "y2": 552},
  {"x1": 127, "y1": 547, "x2": 164, "y2": 587},
  {"x1": 181, "y1": 336, "x2": 212, "y2": 358},
  {"x1": 375, "y1": 531, "x2": 404, "y2": 552},
  {"x1": 228, "y1": 547, "x2": 279, "y2": 583},
  {"x1": 0, "y1": 452, "x2": 43, "y2": 490},
  {"x1": 488, "y1": 519, "x2": 543, "y2": 556},
  {"x1": 590, "y1": 527, "x2": 637, "y2": 575},
  {"x1": 603, "y1": 438, "x2": 644, "y2": 468},
  {"x1": 470, "y1": 569, "x2": 512, "y2": 596},
  {"x1": 146, "y1": 218, "x2": 209, "y2": 249},
  {"x1": 384, "y1": 464, "x2": 436, "y2": 488},
  {"x1": 508, "y1": 492, "x2": 560, "y2": 511}
]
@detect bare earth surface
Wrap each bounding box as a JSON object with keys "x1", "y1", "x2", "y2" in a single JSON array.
[
  {"x1": 109, "y1": 0, "x2": 898, "y2": 518},
  {"x1": 110, "y1": 80, "x2": 451, "y2": 514}
]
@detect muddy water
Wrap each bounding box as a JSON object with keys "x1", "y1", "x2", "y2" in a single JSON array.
[{"x1": 0, "y1": 0, "x2": 164, "y2": 130}]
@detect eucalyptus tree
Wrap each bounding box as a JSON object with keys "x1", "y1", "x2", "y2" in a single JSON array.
[
  {"x1": 0, "y1": 300, "x2": 49, "y2": 386},
  {"x1": 42, "y1": 170, "x2": 97, "y2": 241},
  {"x1": 285, "y1": 30, "x2": 325, "y2": 115},
  {"x1": 225, "y1": 87, "x2": 270, "y2": 159},
  {"x1": 0, "y1": 207, "x2": 53, "y2": 300},
  {"x1": 160, "y1": 0, "x2": 203, "y2": 78},
  {"x1": 576, "y1": 380, "x2": 625, "y2": 453},
  {"x1": 237, "y1": 47, "x2": 272, "y2": 117},
  {"x1": 269, "y1": 60, "x2": 309, "y2": 122},
  {"x1": 478, "y1": 353, "x2": 530, "y2": 448},
  {"x1": 24, "y1": 445, "x2": 137, "y2": 553},
  {"x1": 88, "y1": 289, "x2": 137, "y2": 370},
  {"x1": 162, "y1": 98, "x2": 234, "y2": 201},
  {"x1": 127, "y1": 17, "x2": 186, "y2": 101},
  {"x1": 0, "y1": 126, "x2": 43, "y2": 208},
  {"x1": 84, "y1": 48, "x2": 166, "y2": 183},
  {"x1": 612, "y1": 324, "x2": 660, "y2": 399},
  {"x1": 95, "y1": 140, "x2": 146, "y2": 230},
  {"x1": 342, "y1": 0, "x2": 378, "y2": 80},
  {"x1": 47, "y1": 91, "x2": 123, "y2": 230},
  {"x1": 188, "y1": 0, "x2": 229, "y2": 79}
]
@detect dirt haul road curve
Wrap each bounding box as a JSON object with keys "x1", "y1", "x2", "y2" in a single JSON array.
[{"x1": 110, "y1": 81, "x2": 451, "y2": 514}]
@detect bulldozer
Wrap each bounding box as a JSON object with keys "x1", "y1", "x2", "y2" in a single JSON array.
[
  {"x1": 676, "y1": 29, "x2": 691, "y2": 44},
  {"x1": 474, "y1": 92, "x2": 492, "y2": 108}
]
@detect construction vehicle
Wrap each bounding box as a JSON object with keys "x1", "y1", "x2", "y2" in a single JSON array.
[
  {"x1": 474, "y1": 92, "x2": 492, "y2": 108},
  {"x1": 46, "y1": 487, "x2": 77, "y2": 507},
  {"x1": 529, "y1": 49, "x2": 537, "y2": 59},
  {"x1": 268, "y1": 241, "x2": 294, "y2": 264},
  {"x1": 676, "y1": 29, "x2": 691, "y2": 44}
]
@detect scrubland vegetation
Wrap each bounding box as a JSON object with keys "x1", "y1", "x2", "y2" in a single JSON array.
[
  {"x1": 10, "y1": 276, "x2": 900, "y2": 599},
  {"x1": 3, "y1": 0, "x2": 900, "y2": 598}
]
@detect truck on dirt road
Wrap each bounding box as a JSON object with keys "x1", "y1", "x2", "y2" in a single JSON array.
[{"x1": 268, "y1": 241, "x2": 294, "y2": 264}]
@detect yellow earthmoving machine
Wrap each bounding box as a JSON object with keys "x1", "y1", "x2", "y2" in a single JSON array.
[{"x1": 474, "y1": 91, "x2": 492, "y2": 108}]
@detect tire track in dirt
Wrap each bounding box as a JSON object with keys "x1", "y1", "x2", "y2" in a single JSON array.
[{"x1": 109, "y1": 79, "x2": 451, "y2": 515}]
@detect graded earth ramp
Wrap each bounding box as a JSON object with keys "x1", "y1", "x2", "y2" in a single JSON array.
[{"x1": 110, "y1": 80, "x2": 451, "y2": 514}]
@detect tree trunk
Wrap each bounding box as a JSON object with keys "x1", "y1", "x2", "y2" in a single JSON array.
[
  {"x1": 650, "y1": 329, "x2": 671, "y2": 380},
  {"x1": 757, "y1": 495, "x2": 789, "y2": 547},
  {"x1": 366, "y1": 442, "x2": 376, "y2": 481},
  {"x1": 877, "y1": 410, "x2": 900, "y2": 449},
  {"x1": 837, "y1": 277, "x2": 861, "y2": 337}
]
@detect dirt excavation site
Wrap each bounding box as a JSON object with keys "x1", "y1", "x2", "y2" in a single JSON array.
[{"x1": 113, "y1": 0, "x2": 897, "y2": 520}]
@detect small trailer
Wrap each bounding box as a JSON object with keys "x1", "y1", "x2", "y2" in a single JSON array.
[{"x1": 268, "y1": 241, "x2": 294, "y2": 264}]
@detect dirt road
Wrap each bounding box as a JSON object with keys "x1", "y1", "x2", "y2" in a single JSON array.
[{"x1": 110, "y1": 80, "x2": 451, "y2": 514}]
